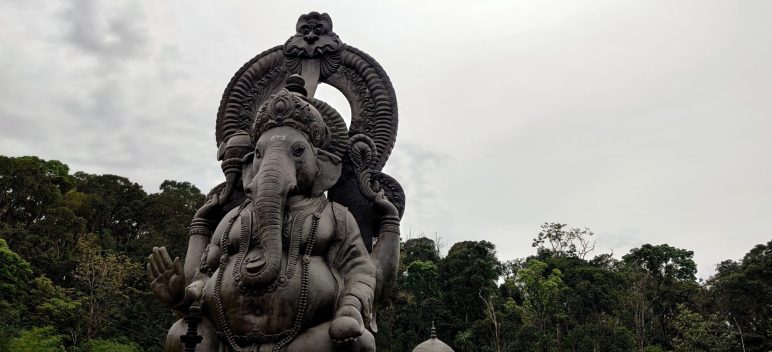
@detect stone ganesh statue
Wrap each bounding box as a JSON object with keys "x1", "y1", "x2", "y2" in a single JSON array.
[{"x1": 146, "y1": 12, "x2": 404, "y2": 352}]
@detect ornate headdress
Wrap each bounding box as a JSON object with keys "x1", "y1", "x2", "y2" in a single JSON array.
[
  {"x1": 216, "y1": 12, "x2": 405, "y2": 249},
  {"x1": 252, "y1": 75, "x2": 331, "y2": 148}
]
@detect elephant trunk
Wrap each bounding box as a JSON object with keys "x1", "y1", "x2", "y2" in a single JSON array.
[{"x1": 242, "y1": 147, "x2": 296, "y2": 286}]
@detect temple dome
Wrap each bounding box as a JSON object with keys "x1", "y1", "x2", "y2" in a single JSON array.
[{"x1": 412, "y1": 322, "x2": 454, "y2": 352}]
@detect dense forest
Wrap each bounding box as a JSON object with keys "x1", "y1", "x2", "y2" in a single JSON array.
[{"x1": 0, "y1": 155, "x2": 769, "y2": 351}]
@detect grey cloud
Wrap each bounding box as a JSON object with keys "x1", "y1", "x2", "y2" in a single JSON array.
[
  {"x1": 1, "y1": 0, "x2": 770, "y2": 280},
  {"x1": 61, "y1": 0, "x2": 149, "y2": 61},
  {"x1": 385, "y1": 142, "x2": 450, "y2": 232}
]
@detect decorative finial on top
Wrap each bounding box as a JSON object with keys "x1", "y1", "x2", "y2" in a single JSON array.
[
  {"x1": 285, "y1": 12, "x2": 342, "y2": 58},
  {"x1": 285, "y1": 74, "x2": 308, "y2": 97},
  {"x1": 431, "y1": 320, "x2": 437, "y2": 339}
]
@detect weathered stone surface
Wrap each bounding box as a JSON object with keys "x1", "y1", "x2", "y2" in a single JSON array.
[{"x1": 146, "y1": 12, "x2": 405, "y2": 352}]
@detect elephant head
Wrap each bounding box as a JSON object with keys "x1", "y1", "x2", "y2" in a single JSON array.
[{"x1": 237, "y1": 77, "x2": 341, "y2": 286}]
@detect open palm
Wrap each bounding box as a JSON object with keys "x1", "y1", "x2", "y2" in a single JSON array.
[{"x1": 146, "y1": 246, "x2": 185, "y2": 307}]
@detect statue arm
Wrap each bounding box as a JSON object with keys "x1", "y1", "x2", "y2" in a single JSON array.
[
  {"x1": 371, "y1": 214, "x2": 400, "y2": 304},
  {"x1": 329, "y1": 208, "x2": 377, "y2": 326},
  {"x1": 370, "y1": 191, "x2": 401, "y2": 304},
  {"x1": 161, "y1": 217, "x2": 212, "y2": 314},
  {"x1": 184, "y1": 220, "x2": 213, "y2": 281},
  {"x1": 183, "y1": 194, "x2": 220, "y2": 281},
  {"x1": 154, "y1": 194, "x2": 221, "y2": 314},
  {"x1": 161, "y1": 219, "x2": 215, "y2": 314}
]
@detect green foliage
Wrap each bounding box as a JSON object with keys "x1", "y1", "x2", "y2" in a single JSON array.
[
  {"x1": 71, "y1": 172, "x2": 147, "y2": 252},
  {"x1": 706, "y1": 240, "x2": 771, "y2": 351},
  {"x1": 623, "y1": 244, "x2": 697, "y2": 282},
  {"x1": 138, "y1": 180, "x2": 204, "y2": 261},
  {"x1": 642, "y1": 346, "x2": 665, "y2": 352},
  {"x1": 671, "y1": 303, "x2": 736, "y2": 351},
  {"x1": 0, "y1": 237, "x2": 34, "y2": 346},
  {"x1": 0, "y1": 237, "x2": 33, "y2": 297},
  {"x1": 532, "y1": 222, "x2": 595, "y2": 259},
  {"x1": 516, "y1": 259, "x2": 567, "y2": 351},
  {"x1": 0, "y1": 156, "x2": 199, "y2": 351},
  {"x1": 85, "y1": 338, "x2": 141, "y2": 352},
  {"x1": 31, "y1": 276, "x2": 84, "y2": 345},
  {"x1": 0, "y1": 156, "x2": 72, "y2": 226},
  {"x1": 622, "y1": 243, "x2": 700, "y2": 349},
  {"x1": 440, "y1": 241, "x2": 501, "y2": 324},
  {"x1": 74, "y1": 234, "x2": 140, "y2": 340},
  {"x1": 403, "y1": 237, "x2": 440, "y2": 264},
  {"x1": 1, "y1": 155, "x2": 769, "y2": 352},
  {"x1": 403, "y1": 260, "x2": 440, "y2": 301},
  {"x1": 9, "y1": 206, "x2": 85, "y2": 286},
  {"x1": 7, "y1": 326, "x2": 66, "y2": 352},
  {"x1": 565, "y1": 318, "x2": 636, "y2": 352}
]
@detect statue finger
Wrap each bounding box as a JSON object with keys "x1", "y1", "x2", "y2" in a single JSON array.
[
  {"x1": 158, "y1": 247, "x2": 175, "y2": 271},
  {"x1": 150, "y1": 250, "x2": 166, "y2": 274},
  {"x1": 146, "y1": 263, "x2": 155, "y2": 281},
  {"x1": 173, "y1": 256, "x2": 184, "y2": 275},
  {"x1": 148, "y1": 255, "x2": 161, "y2": 277}
]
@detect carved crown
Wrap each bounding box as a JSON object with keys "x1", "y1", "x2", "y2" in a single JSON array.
[{"x1": 252, "y1": 75, "x2": 331, "y2": 148}]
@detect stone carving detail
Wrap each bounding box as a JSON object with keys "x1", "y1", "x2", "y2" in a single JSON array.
[
  {"x1": 284, "y1": 11, "x2": 343, "y2": 78},
  {"x1": 147, "y1": 12, "x2": 404, "y2": 352},
  {"x1": 349, "y1": 134, "x2": 405, "y2": 218},
  {"x1": 215, "y1": 11, "x2": 402, "y2": 248}
]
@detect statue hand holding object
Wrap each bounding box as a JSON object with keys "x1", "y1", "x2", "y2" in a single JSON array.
[
  {"x1": 194, "y1": 193, "x2": 221, "y2": 221},
  {"x1": 373, "y1": 190, "x2": 399, "y2": 219}
]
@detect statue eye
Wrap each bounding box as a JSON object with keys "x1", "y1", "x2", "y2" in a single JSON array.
[
  {"x1": 313, "y1": 26, "x2": 323, "y2": 35},
  {"x1": 292, "y1": 146, "x2": 305, "y2": 157},
  {"x1": 254, "y1": 149, "x2": 262, "y2": 159},
  {"x1": 300, "y1": 26, "x2": 311, "y2": 35}
]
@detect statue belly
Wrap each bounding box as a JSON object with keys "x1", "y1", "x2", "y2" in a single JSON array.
[{"x1": 204, "y1": 256, "x2": 338, "y2": 339}]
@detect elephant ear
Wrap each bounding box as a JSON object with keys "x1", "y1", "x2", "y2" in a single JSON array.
[
  {"x1": 312, "y1": 149, "x2": 342, "y2": 196},
  {"x1": 241, "y1": 152, "x2": 259, "y2": 194}
]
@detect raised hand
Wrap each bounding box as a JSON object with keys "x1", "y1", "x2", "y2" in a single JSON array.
[
  {"x1": 372, "y1": 190, "x2": 399, "y2": 218},
  {"x1": 146, "y1": 246, "x2": 185, "y2": 307},
  {"x1": 194, "y1": 193, "x2": 220, "y2": 220}
]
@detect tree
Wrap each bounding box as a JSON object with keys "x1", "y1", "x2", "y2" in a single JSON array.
[
  {"x1": 479, "y1": 291, "x2": 502, "y2": 352},
  {"x1": 86, "y1": 339, "x2": 142, "y2": 352},
  {"x1": 7, "y1": 206, "x2": 86, "y2": 285},
  {"x1": 516, "y1": 258, "x2": 567, "y2": 352},
  {"x1": 7, "y1": 326, "x2": 66, "y2": 352},
  {"x1": 532, "y1": 222, "x2": 596, "y2": 259},
  {"x1": 622, "y1": 244, "x2": 699, "y2": 349},
  {"x1": 403, "y1": 260, "x2": 440, "y2": 301},
  {"x1": 0, "y1": 156, "x2": 72, "y2": 226},
  {"x1": 671, "y1": 304, "x2": 736, "y2": 351},
  {"x1": 137, "y1": 180, "x2": 204, "y2": 261},
  {"x1": 376, "y1": 237, "x2": 456, "y2": 352},
  {"x1": 0, "y1": 237, "x2": 34, "y2": 347},
  {"x1": 74, "y1": 235, "x2": 139, "y2": 340},
  {"x1": 71, "y1": 172, "x2": 147, "y2": 253},
  {"x1": 403, "y1": 237, "x2": 440, "y2": 264},
  {"x1": 565, "y1": 316, "x2": 636, "y2": 352},
  {"x1": 33, "y1": 276, "x2": 84, "y2": 346},
  {"x1": 707, "y1": 240, "x2": 771, "y2": 351},
  {"x1": 439, "y1": 240, "x2": 501, "y2": 345}
]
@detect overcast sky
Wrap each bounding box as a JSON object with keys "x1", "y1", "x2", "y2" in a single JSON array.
[{"x1": 2, "y1": 0, "x2": 770, "y2": 278}]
